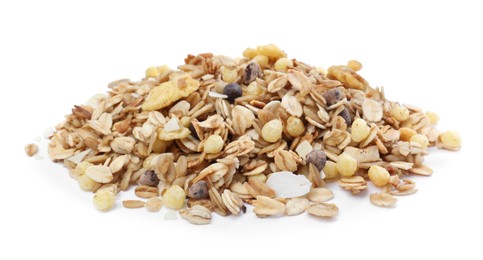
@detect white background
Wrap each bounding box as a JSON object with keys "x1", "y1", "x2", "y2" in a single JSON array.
[{"x1": 1, "y1": 0, "x2": 482, "y2": 259}]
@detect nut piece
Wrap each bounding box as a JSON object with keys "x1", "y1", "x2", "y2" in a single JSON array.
[
  {"x1": 93, "y1": 189, "x2": 116, "y2": 211},
  {"x1": 123, "y1": 200, "x2": 145, "y2": 209},
  {"x1": 368, "y1": 165, "x2": 390, "y2": 187},
  {"x1": 25, "y1": 143, "x2": 38, "y2": 157},
  {"x1": 285, "y1": 197, "x2": 309, "y2": 216},
  {"x1": 262, "y1": 119, "x2": 283, "y2": 143},
  {"x1": 179, "y1": 205, "x2": 212, "y2": 225},
  {"x1": 370, "y1": 192, "x2": 397, "y2": 207},
  {"x1": 252, "y1": 195, "x2": 286, "y2": 217},
  {"x1": 145, "y1": 197, "x2": 163, "y2": 212},
  {"x1": 243, "y1": 62, "x2": 260, "y2": 84},
  {"x1": 188, "y1": 180, "x2": 209, "y2": 199},
  {"x1": 306, "y1": 203, "x2": 339, "y2": 218},
  {"x1": 307, "y1": 188, "x2": 334, "y2": 203},
  {"x1": 336, "y1": 153, "x2": 358, "y2": 177},
  {"x1": 163, "y1": 185, "x2": 186, "y2": 209}
]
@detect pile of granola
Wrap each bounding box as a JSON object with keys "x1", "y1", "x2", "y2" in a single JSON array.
[{"x1": 39, "y1": 44, "x2": 461, "y2": 224}]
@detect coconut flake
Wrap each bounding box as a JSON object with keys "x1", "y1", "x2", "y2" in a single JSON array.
[
  {"x1": 87, "y1": 93, "x2": 107, "y2": 108},
  {"x1": 66, "y1": 149, "x2": 92, "y2": 164},
  {"x1": 43, "y1": 127, "x2": 55, "y2": 139},
  {"x1": 266, "y1": 171, "x2": 312, "y2": 198},
  {"x1": 295, "y1": 140, "x2": 313, "y2": 158},
  {"x1": 208, "y1": 91, "x2": 228, "y2": 99},
  {"x1": 164, "y1": 117, "x2": 180, "y2": 133}
]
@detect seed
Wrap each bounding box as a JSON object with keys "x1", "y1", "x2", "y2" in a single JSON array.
[
  {"x1": 305, "y1": 150, "x2": 327, "y2": 172},
  {"x1": 163, "y1": 185, "x2": 186, "y2": 209},
  {"x1": 189, "y1": 123, "x2": 199, "y2": 139},
  {"x1": 188, "y1": 180, "x2": 209, "y2": 199},
  {"x1": 338, "y1": 107, "x2": 352, "y2": 125},
  {"x1": 368, "y1": 165, "x2": 390, "y2": 187},
  {"x1": 203, "y1": 135, "x2": 224, "y2": 154},
  {"x1": 223, "y1": 83, "x2": 242, "y2": 103},
  {"x1": 336, "y1": 153, "x2": 358, "y2": 177},
  {"x1": 322, "y1": 88, "x2": 343, "y2": 106},
  {"x1": 138, "y1": 170, "x2": 160, "y2": 187},
  {"x1": 243, "y1": 62, "x2": 260, "y2": 84},
  {"x1": 262, "y1": 119, "x2": 283, "y2": 143}
]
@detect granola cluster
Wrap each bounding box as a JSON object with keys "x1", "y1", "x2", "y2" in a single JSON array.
[{"x1": 43, "y1": 44, "x2": 461, "y2": 224}]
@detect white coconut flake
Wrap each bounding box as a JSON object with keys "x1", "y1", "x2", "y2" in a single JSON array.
[
  {"x1": 208, "y1": 91, "x2": 228, "y2": 99},
  {"x1": 164, "y1": 117, "x2": 180, "y2": 132},
  {"x1": 164, "y1": 210, "x2": 178, "y2": 220},
  {"x1": 87, "y1": 93, "x2": 107, "y2": 108},
  {"x1": 295, "y1": 140, "x2": 313, "y2": 158},
  {"x1": 43, "y1": 127, "x2": 55, "y2": 139},
  {"x1": 66, "y1": 149, "x2": 91, "y2": 164},
  {"x1": 266, "y1": 171, "x2": 312, "y2": 198}
]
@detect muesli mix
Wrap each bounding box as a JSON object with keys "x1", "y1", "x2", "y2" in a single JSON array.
[{"x1": 29, "y1": 44, "x2": 461, "y2": 224}]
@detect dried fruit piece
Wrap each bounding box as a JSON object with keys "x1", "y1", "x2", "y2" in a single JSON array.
[
  {"x1": 188, "y1": 180, "x2": 209, "y2": 199},
  {"x1": 223, "y1": 83, "x2": 242, "y2": 103},
  {"x1": 322, "y1": 88, "x2": 343, "y2": 106},
  {"x1": 439, "y1": 130, "x2": 461, "y2": 151},
  {"x1": 306, "y1": 150, "x2": 327, "y2": 172},
  {"x1": 368, "y1": 165, "x2": 390, "y2": 187},
  {"x1": 138, "y1": 170, "x2": 160, "y2": 187},
  {"x1": 243, "y1": 62, "x2": 260, "y2": 84},
  {"x1": 336, "y1": 153, "x2": 358, "y2": 177},
  {"x1": 142, "y1": 75, "x2": 200, "y2": 111}
]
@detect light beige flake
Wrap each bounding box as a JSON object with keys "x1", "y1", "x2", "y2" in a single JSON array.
[
  {"x1": 221, "y1": 189, "x2": 244, "y2": 215},
  {"x1": 135, "y1": 185, "x2": 159, "y2": 199},
  {"x1": 274, "y1": 150, "x2": 298, "y2": 172},
  {"x1": 179, "y1": 205, "x2": 212, "y2": 225},
  {"x1": 231, "y1": 105, "x2": 255, "y2": 135},
  {"x1": 85, "y1": 165, "x2": 113, "y2": 183},
  {"x1": 342, "y1": 146, "x2": 380, "y2": 163},
  {"x1": 370, "y1": 192, "x2": 397, "y2": 207},
  {"x1": 362, "y1": 99, "x2": 383, "y2": 122},
  {"x1": 110, "y1": 137, "x2": 136, "y2": 154},
  {"x1": 252, "y1": 195, "x2": 286, "y2": 217},
  {"x1": 307, "y1": 203, "x2": 339, "y2": 218},
  {"x1": 307, "y1": 188, "x2": 334, "y2": 203},
  {"x1": 25, "y1": 143, "x2": 39, "y2": 157},
  {"x1": 281, "y1": 95, "x2": 303, "y2": 117},
  {"x1": 338, "y1": 176, "x2": 367, "y2": 194},
  {"x1": 145, "y1": 197, "x2": 163, "y2": 212},
  {"x1": 285, "y1": 197, "x2": 309, "y2": 216}
]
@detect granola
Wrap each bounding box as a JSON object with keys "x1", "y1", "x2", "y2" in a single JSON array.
[{"x1": 34, "y1": 44, "x2": 461, "y2": 224}]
